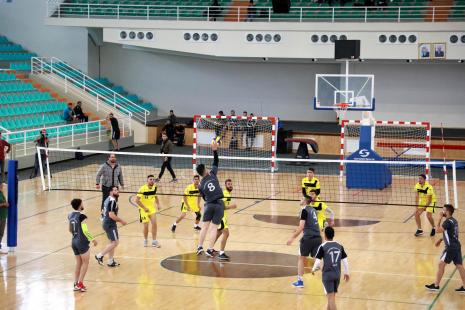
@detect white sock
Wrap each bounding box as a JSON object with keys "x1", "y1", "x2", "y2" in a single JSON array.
[
  {"x1": 97, "y1": 253, "x2": 103, "y2": 258},
  {"x1": 108, "y1": 258, "x2": 114, "y2": 264},
  {"x1": 297, "y1": 276, "x2": 303, "y2": 281},
  {"x1": 173, "y1": 222, "x2": 177, "y2": 226},
  {"x1": 220, "y1": 251, "x2": 225, "y2": 255}
]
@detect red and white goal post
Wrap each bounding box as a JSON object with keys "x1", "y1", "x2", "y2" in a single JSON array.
[{"x1": 193, "y1": 115, "x2": 278, "y2": 172}]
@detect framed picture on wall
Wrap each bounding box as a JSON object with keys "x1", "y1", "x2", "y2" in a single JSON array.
[
  {"x1": 418, "y1": 43, "x2": 431, "y2": 59},
  {"x1": 433, "y1": 43, "x2": 446, "y2": 59}
]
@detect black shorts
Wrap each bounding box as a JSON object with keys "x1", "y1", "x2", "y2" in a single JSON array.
[
  {"x1": 299, "y1": 236, "x2": 322, "y2": 257},
  {"x1": 441, "y1": 248, "x2": 463, "y2": 265},
  {"x1": 322, "y1": 277, "x2": 340, "y2": 294},
  {"x1": 203, "y1": 200, "x2": 224, "y2": 225},
  {"x1": 103, "y1": 222, "x2": 119, "y2": 241},
  {"x1": 112, "y1": 130, "x2": 120, "y2": 140},
  {"x1": 71, "y1": 240, "x2": 90, "y2": 256}
]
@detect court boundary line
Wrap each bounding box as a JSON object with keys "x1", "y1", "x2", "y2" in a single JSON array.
[{"x1": 0, "y1": 273, "x2": 432, "y2": 307}]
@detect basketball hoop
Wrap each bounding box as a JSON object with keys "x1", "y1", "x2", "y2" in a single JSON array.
[{"x1": 335, "y1": 103, "x2": 350, "y2": 124}]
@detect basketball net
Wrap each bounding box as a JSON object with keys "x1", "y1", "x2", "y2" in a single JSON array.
[{"x1": 335, "y1": 103, "x2": 350, "y2": 125}]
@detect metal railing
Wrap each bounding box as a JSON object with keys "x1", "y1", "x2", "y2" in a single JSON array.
[
  {"x1": 30, "y1": 57, "x2": 150, "y2": 124},
  {"x1": 2, "y1": 118, "x2": 130, "y2": 158},
  {"x1": 46, "y1": 2, "x2": 465, "y2": 23}
]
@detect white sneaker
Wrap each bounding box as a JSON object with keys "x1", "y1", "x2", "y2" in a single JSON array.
[
  {"x1": 143, "y1": 240, "x2": 148, "y2": 247},
  {"x1": 152, "y1": 240, "x2": 161, "y2": 248}
]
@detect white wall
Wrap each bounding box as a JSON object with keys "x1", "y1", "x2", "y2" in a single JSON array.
[
  {"x1": 0, "y1": 0, "x2": 89, "y2": 72},
  {"x1": 100, "y1": 43, "x2": 338, "y2": 121},
  {"x1": 344, "y1": 62, "x2": 465, "y2": 127},
  {"x1": 100, "y1": 43, "x2": 465, "y2": 127}
]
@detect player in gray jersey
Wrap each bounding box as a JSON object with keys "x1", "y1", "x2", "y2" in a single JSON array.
[
  {"x1": 95, "y1": 186, "x2": 128, "y2": 268},
  {"x1": 425, "y1": 204, "x2": 465, "y2": 293},
  {"x1": 196, "y1": 140, "x2": 225, "y2": 258},
  {"x1": 312, "y1": 226, "x2": 350, "y2": 310},
  {"x1": 287, "y1": 196, "x2": 322, "y2": 288},
  {"x1": 68, "y1": 199, "x2": 97, "y2": 292}
]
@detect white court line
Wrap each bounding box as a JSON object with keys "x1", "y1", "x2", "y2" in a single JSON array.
[{"x1": 7, "y1": 249, "x2": 460, "y2": 281}]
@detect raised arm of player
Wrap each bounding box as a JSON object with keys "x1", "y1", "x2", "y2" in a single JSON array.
[{"x1": 211, "y1": 141, "x2": 219, "y2": 175}]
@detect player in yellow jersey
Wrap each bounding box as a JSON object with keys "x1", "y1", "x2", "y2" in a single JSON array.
[
  {"x1": 171, "y1": 175, "x2": 202, "y2": 233},
  {"x1": 414, "y1": 174, "x2": 437, "y2": 237},
  {"x1": 309, "y1": 190, "x2": 334, "y2": 230},
  {"x1": 214, "y1": 179, "x2": 237, "y2": 261},
  {"x1": 135, "y1": 175, "x2": 162, "y2": 247},
  {"x1": 302, "y1": 168, "x2": 321, "y2": 198}
]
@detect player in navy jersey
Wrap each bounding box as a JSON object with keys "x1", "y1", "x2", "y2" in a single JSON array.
[
  {"x1": 425, "y1": 204, "x2": 465, "y2": 293},
  {"x1": 68, "y1": 199, "x2": 97, "y2": 292},
  {"x1": 312, "y1": 226, "x2": 350, "y2": 310},
  {"x1": 95, "y1": 186, "x2": 128, "y2": 267},
  {"x1": 196, "y1": 140, "x2": 225, "y2": 257},
  {"x1": 287, "y1": 196, "x2": 322, "y2": 287}
]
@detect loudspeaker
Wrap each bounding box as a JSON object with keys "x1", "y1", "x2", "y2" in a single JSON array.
[
  {"x1": 335, "y1": 40, "x2": 361, "y2": 60},
  {"x1": 272, "y1": 0, "x2": 291, "y2": 13}
]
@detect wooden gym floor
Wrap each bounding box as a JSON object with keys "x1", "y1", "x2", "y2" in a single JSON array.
[{"x1": 0, "y1": 172, "x2": 464, "y2": 310}]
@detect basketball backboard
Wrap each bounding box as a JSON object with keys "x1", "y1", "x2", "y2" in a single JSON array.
[{"x1": 314, "y1": 74, "x2": 375, "y2": 111}]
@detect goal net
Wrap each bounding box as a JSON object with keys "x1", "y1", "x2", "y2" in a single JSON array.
[
  {"x1": 38, "y1": 147, "x2": 457, "y2": 208},
  {"x1": 193, "y1": 115, "x2": 278, "y2": 172},
  {"x1": 341, "y1": 120, "x2": 431, "y2": 177}
]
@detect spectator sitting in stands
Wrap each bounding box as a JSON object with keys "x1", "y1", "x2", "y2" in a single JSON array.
[
  {"x1": 218, "y1": 110, "x2": 224, "y2": 117},
  {"x1": 174, "y1": 124, "x2": 185, "y2": 147},
  {"x1": 169, "y1": 110, "x2": 177, "y2": 125},
  {"x1": 63, "y1": 102, "x2": 76, "y2": 123},
  {"x1": 73, "y1": 101, "x2": 88, "y2": 122}
]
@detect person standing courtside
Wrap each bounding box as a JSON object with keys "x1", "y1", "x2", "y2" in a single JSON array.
[
  {"x1": 414, "y1": 174, "x2": 436, "y2": 237},
  {"x1": 196, "y1": 141, "x2": 225, "y2": 257},
  {"x1": 312, "y1": 226, "x2": 350, "y2": 310},
  {"x1": 30, "y1": 129, "x2": 50, "y2": 179},
  {"x1": 96, "y1": 154, "x2": 124, "y2": 214},
  {"x1": 425, "y1": 204, "x2": 465, "y2": 293},
  {"x1": 107, "y1": 113, "x2": 120, "y2": 151},
  {"x1": 95, "y1": 186, "x2": 127, "y2": 267},
  {"x1": 68, "y1": 198, "x2": 97, "y2": 292},
  {"x1": 135, "y1": 175, "x2": 162, "y2": 248},
  {"x1": 0, "y1": 183, "x2": 9, "y2": 254},
  {"x1": 0, "y1": 132, "x2": 11, "y2": 184},
  {"x1": 155, "y1": 132, "x2": 177, "y2": 183},
  {"x1": 287, "y1": 195, "x2": 322, "y2": 287}
]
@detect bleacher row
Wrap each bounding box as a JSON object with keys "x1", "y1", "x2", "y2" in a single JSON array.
[
  {"x1": 0, "y1": 71, "x2": 103, "y2": 143},
  {"x1": 0, "y1": 34, "x2": 153, "y2": 139},
  {"x1": 56, "y1": 0, "x2": 465, "y2": 19}
]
